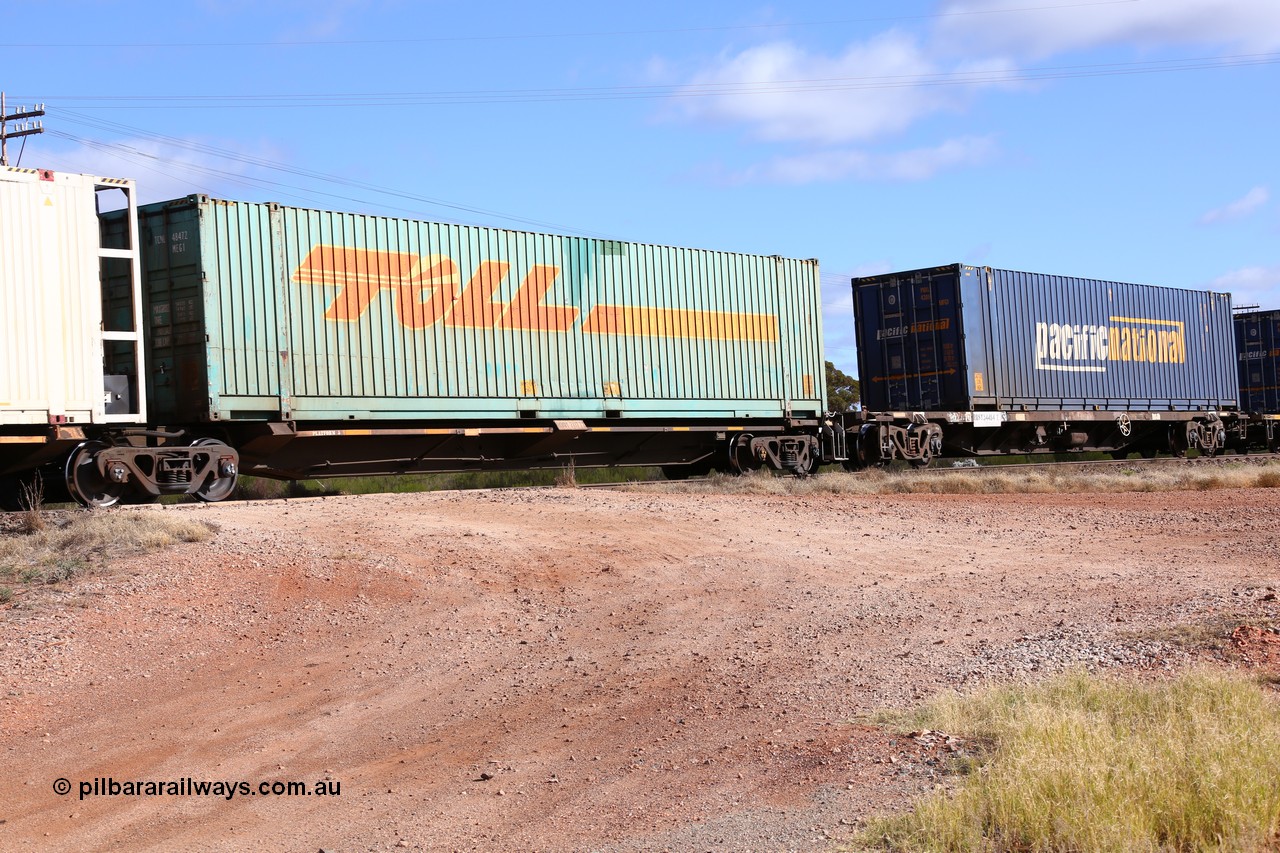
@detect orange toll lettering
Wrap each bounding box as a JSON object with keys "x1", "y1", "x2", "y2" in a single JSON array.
[
  {"x1": 395, "y1": 255, "x2": 461, "y2": 329},
  {"x1": 501, "y1": 265, "x2": 578, "y2": 332},
  {"x1": 444, "y1": 261, "x2": 511, "y2": 329},
  {"x1": 293, "y1": 244, "x2": 780, "y2": 341},
  {"x1": 292, "y1": 246, "x2": 424, "y2": 322},
  {"x1": 293, "y1": 246, "x2": 460, "y2": 326},
  {"x1": 581, "y1": 306, "x2": 778, "y2": 342}
]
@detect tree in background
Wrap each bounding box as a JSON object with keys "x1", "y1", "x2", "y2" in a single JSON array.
[{"x1": 825, "y1": 361, "x2": 859, "y2": 412}]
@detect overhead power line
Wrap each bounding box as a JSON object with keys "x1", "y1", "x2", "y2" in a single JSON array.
[
  {"x1": 0, "y1": 2, "x2": 1141, "y2": 49},
  {"x1": 46, "y1": 127, "x2": 619, "y2": 237},
  {"x1": 18, "y1": 50, "x2": 1279, "y2": 109}
]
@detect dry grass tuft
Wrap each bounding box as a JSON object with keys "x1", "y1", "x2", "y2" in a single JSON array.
[
  {"x1": 1255, "y1": 469, "x2": 1280, "y2": 489},
  {"x1": 859, "y1": 669, "x2": 1280, "y2": 852},
  {"x1": 1, "y1": 510, "x2": 215, "y2": 603},
  {"x1": 635, "y1": 460, "x2": 1280, "y2": 497},
  {"x1": 555, "y1": 459, "x2": 578, "y2": 488},
  {"x1": 17, "y1": 474, "x2": 47, "y2": 534}
]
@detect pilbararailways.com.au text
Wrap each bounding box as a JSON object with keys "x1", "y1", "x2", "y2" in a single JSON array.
[{"x1": 54, "y1": 776, "x2": 341, "y2": 801}]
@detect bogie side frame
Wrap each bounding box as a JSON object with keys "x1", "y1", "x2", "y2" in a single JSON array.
[{"x1": 838, "y1": 408, "x2": 1273, "y2": 469}]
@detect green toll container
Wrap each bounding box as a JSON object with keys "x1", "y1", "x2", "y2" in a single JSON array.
[{"x1": 120, "y1": 196, "x2": 826, "y2": 425}]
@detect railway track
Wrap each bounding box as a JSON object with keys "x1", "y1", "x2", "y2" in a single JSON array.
[
  {"x1": 3, "y1": 453, "x2": 1276, "y2": 513},
  {"x1": 910, "y1": 452, "x2": 1280, "y2": 476}
]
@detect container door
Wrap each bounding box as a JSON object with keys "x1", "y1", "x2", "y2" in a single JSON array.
[
  {"x1": 1268, "y1": 314, "x2": 1280, "y2": 414},
  {"x1": 902, "y1": 270, "x2": 965, "y2": 410},
  {"x1": 854, "y1": 267, "x2": 966, "y2": 411},
  {"x1": 1239, "y1": 311, "x2": 1280, "y2": 414}
]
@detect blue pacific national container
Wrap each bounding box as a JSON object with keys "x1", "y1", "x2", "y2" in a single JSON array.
[
  {"x1": 1235, "y1": 308, "x2": 1280, "y2": 414},
  {"x1": 127, "y1": 196, "x2": 825, "y2": 423},
  {"x1": 853, "y1": 264, "x2": 1238, "y2": 412}
]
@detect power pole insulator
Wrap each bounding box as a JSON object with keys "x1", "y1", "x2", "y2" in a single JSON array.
[{"x1": 1, "y1": 92, "x2": 46, "y2": 167}]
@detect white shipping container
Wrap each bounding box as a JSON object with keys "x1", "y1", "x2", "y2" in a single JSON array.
[{"x1": 0, "y1": 167, "x2": 144, "y2": 427}]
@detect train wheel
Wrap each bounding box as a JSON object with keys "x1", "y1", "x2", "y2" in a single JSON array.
[
  {"x1": 909, "y1": 455, "x2": 932, "y2": 469},
  {"x1": 726, "y1": 433, "x2": 761, "y2": 475},
  {"x1": 842, "y1": 426, "x2": 882, "y2": 471},
  {"x1": 841, "y1": 434, "x2": 869, "y2": 471},
  {"x1": 191, "y1": 439, "x2": 238, "y2": 503},
  {"x1": 65, "y1": 441, "x2": 125, "y2": 509}
]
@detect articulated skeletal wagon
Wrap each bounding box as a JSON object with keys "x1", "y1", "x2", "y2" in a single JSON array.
[{"x1": 2, "y1": 169, "x2": 1275, "y2": 509}]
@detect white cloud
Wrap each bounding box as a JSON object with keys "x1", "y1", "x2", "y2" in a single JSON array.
[
  {"x1": 1210, "y1": 264, "x2": 1280, "y2": 307},
  {"x1": 37, "y1": 139, "x2": 225, "y2": 203},
  {"x1": 1200, "y1": 186, "x2": 1270, "y2": 224},
  {"x1": 38, "y1": 136, "x2": 306, "y2": 205},
  {"x1": 736, "y1": 136, "x2": 997, "y2": 184},
  {"x1": 934, "y1": 0, "x2": 1280, "y2": 58},
  {"x1": 670, "y1": 0, "x2": 1280, "y2": 152},
  {"x1": 676, "y1": 33, "x2": 1013, "y2": 145},
  {"x1": 668, "y1": 0, "x2": 1280, "y2": 185}
]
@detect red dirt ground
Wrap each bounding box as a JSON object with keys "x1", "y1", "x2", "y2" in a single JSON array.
[{"x1": 3, "y1": 486, "x2": 1278, "y2": 851}]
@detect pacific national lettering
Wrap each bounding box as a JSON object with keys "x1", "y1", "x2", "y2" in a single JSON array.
[{"x1": 1034, "y1": 316, "x2": 1186, "y2": 372}]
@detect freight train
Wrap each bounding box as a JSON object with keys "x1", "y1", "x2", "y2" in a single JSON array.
[
  {"x1": 1, "y1": 167, "x2": 1277, "y2": 508},
  {"x1": 844, "y1": 264, "x2": 1279, "y2": 468},
  {"x1": 1, "y1": 167, "x2": 841, "y2": 507}
]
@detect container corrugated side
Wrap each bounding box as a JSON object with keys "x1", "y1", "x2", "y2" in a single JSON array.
[
  {"x1": 1235, "y1": 309, "x2": 1280, "y2": 414},
  {"x1": 854, "y1": 264, "x2": 1238, "y2": 412},
  {"x1": 0, "y1": 168, "x2": 107, "y2": 426},
  {"x1": 139, "y1": 196, "x2": 824, "y2": 423}
]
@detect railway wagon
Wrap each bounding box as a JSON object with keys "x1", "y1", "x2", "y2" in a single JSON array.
[
  {"x1": 1, "y1": 167, "x2": 838, "y2": 507},
  {"x1": 0, "y1": 169, "x2": 142, "y2": 428},
  {"x1": 0, "y1": 168, "x2": 233, "y2": 507},
  {"x1": 1234, "y1": 308, "x2": 1280, "y2": 451},
  {"x1": 847, "y1": 263, "x2": 1241, "y2": 466}
]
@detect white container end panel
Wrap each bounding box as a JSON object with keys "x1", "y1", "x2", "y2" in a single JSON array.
[{"x1": 1, "y1": 168, "x2": 112, "y2": 426}]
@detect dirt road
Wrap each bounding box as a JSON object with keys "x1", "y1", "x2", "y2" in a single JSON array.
[{"x1": 3, "y1": 486, "x2": 1278, "y2": 851}]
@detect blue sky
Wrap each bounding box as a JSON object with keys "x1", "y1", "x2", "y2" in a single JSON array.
[{"x1": 5, "y1": 0, "x2": 1278, "y2": 372}]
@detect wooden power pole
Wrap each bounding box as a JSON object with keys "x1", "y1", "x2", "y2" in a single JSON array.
[{"x1": 1, "y1": 92, "x2": 46, "y2": 166}]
